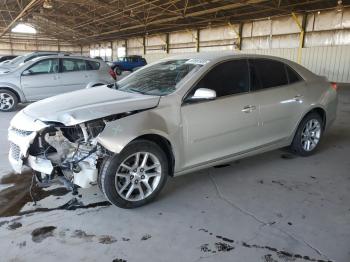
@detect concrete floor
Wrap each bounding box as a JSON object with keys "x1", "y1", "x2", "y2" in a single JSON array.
[{"x1": 0, "y1": 87, "x2": 349, "y2": 262}]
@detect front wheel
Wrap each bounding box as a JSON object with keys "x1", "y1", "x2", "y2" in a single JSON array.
[
  {"x1": 99, "y1": 140, "x2": 168, "y2": 208},
  {"x1": 0, "y1": 89, "x2": 18, "y2": 112},
  {"x1": 290, "y1": 112, "x2": 323, "y2": 156}
]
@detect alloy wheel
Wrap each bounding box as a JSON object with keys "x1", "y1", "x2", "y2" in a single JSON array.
[
  {"x1": 0, "y1": 92, "x2": 15, "y2": 110},
  {"x1": 114, "y1": 152, "x2": 162, "y2": 201},
  {"x1": 301, "y1": 119, "x2": 321, "y2": 152}
]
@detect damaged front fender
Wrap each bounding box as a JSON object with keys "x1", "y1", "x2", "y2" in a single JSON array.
[{"x1": 97, "y1": 106, "x2": 181, "y2": 171}]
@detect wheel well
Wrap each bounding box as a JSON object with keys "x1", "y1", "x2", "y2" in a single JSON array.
[
  {"x1": 308, "y1": 107, "x2": 326, "y2": 130},
  {"x1": 92, "y1": 83, "x2": 104, "y2": 87},
  {"x1": 0, "y1": 87, "x2": 20, "y2": 102},
  {"x1": 135, "y1": 134, "x2": 175, "y2": 177}
]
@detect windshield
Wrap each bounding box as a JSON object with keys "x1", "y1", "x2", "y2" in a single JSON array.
[
  {"x1": 8, "y1": 55, "x2": 25, "y2": 65},
  {"x1": 117, "y1": 59, "x2": 201, "y2": 96}
]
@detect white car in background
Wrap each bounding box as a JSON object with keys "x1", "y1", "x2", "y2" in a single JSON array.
[{"x1": 0, "y1": 55, "x2": 116, "y2": 111}]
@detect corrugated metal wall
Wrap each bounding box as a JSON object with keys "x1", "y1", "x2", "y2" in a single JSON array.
[
  {"x1": 240, "y1": 46, "x2": 350, "y2": 82},
  {"x1": 83, "y1": 7, "x2": 350, "y2": 83},
  {"x1": 139, "y1": 7, "x2": 350, "y2": 83},
  {"x1": 0, "y1": 34, "x2": 82, "y2": 56}
]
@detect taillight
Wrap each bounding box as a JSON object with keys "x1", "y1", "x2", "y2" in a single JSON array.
[
  {"x1": 109, "y1": 68, "x2": 116, "y2": 80},
  {"x1": 330, "y1": 82, "x2": 337, "y2": 91}
]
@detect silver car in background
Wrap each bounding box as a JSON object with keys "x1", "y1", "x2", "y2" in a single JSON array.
[
  {"x1": 0, "y1": 55, "x2": 115, "y2": 111},
  {"x1": 0, "y1": 51, "x2": 70, "y2": 73},
  {"x1": 8, "y1": 53, "x2": 338, "y2": 208}
]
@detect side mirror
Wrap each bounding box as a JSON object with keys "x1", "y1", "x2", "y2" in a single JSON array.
[
  {"x1": 187, "y1": 88, "x2": 216, "y2": 102},
  {"x1": 22, "y1": 69, "x2": 32, "y2": 76}
]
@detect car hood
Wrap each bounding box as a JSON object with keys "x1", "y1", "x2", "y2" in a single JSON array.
[
  {"x1": 23, "y1": 86, "x2": 160, "y2": 126},
  {"x1": 0, "y1": 65, "x2": 12, "y2": 73}
]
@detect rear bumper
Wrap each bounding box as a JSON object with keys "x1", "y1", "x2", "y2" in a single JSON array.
[{"x1": 325, "y1": 91, "x2": 338, "y2": 132}]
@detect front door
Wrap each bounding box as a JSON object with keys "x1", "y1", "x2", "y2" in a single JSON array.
[
  {"x1": 20, "y1": 58, "x2": 59, "y2": 101},
  {"x1": 180, "y1": 59, "x2": 259, "y2": 170}
]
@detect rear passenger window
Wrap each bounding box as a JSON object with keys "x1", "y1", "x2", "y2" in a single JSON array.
[
  {"x1": 249, "y1": 59, "x2": 288, "y2": 90},
  {"x1": 190, "y1": 59, "x2": 249, "y2": 98},
  {"x1": 286, "y1": 65, "x2": 302, "y2": 84},
  {"x1": 62, "y1": 58, "x2": 87, "y2": 72},
  {"x1": 87, "y1": 60, "x2": 100, "y2": 70}
]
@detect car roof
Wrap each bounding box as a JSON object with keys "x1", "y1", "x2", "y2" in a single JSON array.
[
  {"x1": 30, "y1": 51, "x2": 71, "y2": 54},
  {"x1": 30, "y1": 55, "x2": 102, "y2": 62}
]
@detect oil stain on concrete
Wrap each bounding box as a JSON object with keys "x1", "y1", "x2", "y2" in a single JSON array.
[
  {"x1": 31, "y1": 226, "x2": 57, "y2": 243},
  {"x1": 0, "y1": 171, "x2": 70, "y2": 217}
]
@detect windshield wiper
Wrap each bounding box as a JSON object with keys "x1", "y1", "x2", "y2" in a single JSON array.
[{"x1": 107, "y1": 82, "x2": 119, "y2": 89}]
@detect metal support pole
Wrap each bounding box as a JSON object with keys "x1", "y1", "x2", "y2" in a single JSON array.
[
  {"x1": 165, "y1": 33, "x2": 169, "y2": 54},
  {"x1": 143, "y1": 36, "x2": 146, "y2": 55},
  {"x1": 228, "y1": 22, "x2": 242, "y2": 50},
  {"x1": 110, "y1": 41, "x2": 113, "y2": 60},
  {"x1": 196, "y1": 29, "x2": 200, "y2": 52},
  {"x1": 237, "y1": 23, "x2": 243, "y2": 50},
  {"x1": 292, "y1": 12, "x2": 306, "y2": 64}
]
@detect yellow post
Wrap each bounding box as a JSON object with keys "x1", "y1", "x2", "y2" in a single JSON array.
[
  {"x1": 291, "y1": 12, "x2": 304, "y2": 64},
  {"x1": 228, "y1": 22, "x2": 241, "y2": 50}
]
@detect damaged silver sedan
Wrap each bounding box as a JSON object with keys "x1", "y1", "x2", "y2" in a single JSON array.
[{"x1": 8, "y1": 53, "x2": 338, "y2": 208}]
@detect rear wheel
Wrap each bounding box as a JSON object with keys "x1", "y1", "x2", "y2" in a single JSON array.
[
  {"x1": 0, "y1": 89, "x2": 18, "y2": 112},
  {"x1": 114, "y1": 66, "x2": 122, "y2": 75},
  {"x1": 99, "y1": 140, "x2": 168, "y2": 208},
  {"x1": 290, "y1": 112, "x2": 323, "y2": 156}
]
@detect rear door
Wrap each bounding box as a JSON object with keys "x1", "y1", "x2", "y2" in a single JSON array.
[
  {"x1": 249, "y1": 58, "x2": 306, "y2": 145},
  {"x1": 180, "y1": 59, "x2": 259, "y2": 169},
  {"x1": 59, "y1": 58, "x2": 91, "y2": 92},
  {"x1": 20, "y1": 58, "x2": 60, "y2": 100}
]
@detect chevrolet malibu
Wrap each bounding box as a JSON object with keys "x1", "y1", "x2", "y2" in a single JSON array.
[{"x1": 8, "y1": 53, "x2": 338, "y2": 208}]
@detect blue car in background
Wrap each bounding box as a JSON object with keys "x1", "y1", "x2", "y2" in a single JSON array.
[{"x1": 111, "y1": 55, "x2": 147, "y2": 75}]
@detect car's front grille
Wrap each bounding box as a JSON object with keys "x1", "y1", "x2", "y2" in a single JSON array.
[
  {"x1": 9, "y1": 142, "x2": 21, "y2": 161},
  {"x1": 10, "y1": 127, "x2": 33, "y2": 137}
]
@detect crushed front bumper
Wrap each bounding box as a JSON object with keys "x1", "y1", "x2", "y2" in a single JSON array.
[{"x1": 8, "y1": 110, "x2": 52, "y2": 174}]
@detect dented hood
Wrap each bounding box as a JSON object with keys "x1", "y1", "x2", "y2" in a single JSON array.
[{"x1": 23, "y1": 86, "x2": 160, "y2": 125}]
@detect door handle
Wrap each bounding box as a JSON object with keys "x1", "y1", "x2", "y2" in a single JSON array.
[
  {"x1": 293, "y1": 94, "x2": 304, "y2": 102},
  {"x1": 242, "y1": 105, "x2": 256, "y2": 113}
]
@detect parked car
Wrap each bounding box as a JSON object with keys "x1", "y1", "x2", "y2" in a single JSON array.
[
  {"x1": 0, "y1": 51, "x2": 71, "y2": 73},
  {"x1": 111, "y1": 55, "x2": 147, "y2": 75},
  {"x1": 8, "y1": 53, "x2": 337, "y2": 208},
  {"x1": 0, "y1": 55, "x2": 115, "y2": 111},
  {"x1": 0, "y1": 55, "x2": 17, "y2": 63}
]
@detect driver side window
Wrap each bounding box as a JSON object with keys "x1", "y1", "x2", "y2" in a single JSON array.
[
  {"x1": 188, "y1": 59, "x2": 249, "y2": 99},
  {"x1": 26, "y1": 59, "x2": 59, "y2": 75}
]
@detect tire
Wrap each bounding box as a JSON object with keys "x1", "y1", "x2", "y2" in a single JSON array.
[
  {"x1": 0, "y1": 89, "x2": 18, "y2": 112},
  {"x1": 99, "y1": 139, "x2": 168, "y2": 208},
  {"x1": 97, "y1": 158, "x2": 109, "y2": 191},
  {"x1": 114, "y1": 66, "x2": 122, "y2": 75},
  {"x1": 290, "y1": 112, "x2": 323, "y2": 156}
]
